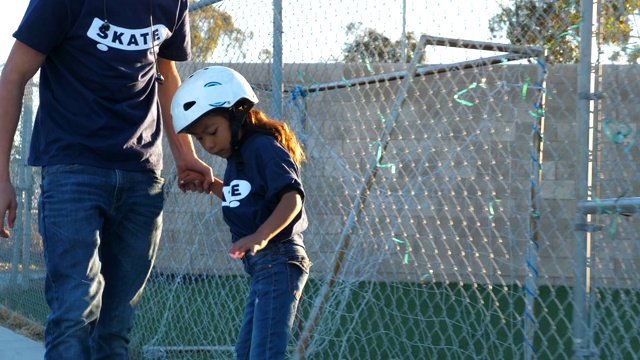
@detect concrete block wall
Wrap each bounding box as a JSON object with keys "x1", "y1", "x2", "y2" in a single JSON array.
[{"x1": 156, "y1": 62, "x2": 640, "y2": 288}]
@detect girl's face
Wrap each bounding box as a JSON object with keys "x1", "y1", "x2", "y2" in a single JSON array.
[{"x1": 187, "y1": 113, "x2": 233, "y2": 158}]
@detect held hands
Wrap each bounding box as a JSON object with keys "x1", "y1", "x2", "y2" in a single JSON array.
[
  {"x1": 176, "y1": 151, "x2": 213, "y2": 194},
  {"x1": 228, "y1": 233, "x2": 269, "y2": 260},
  {"x1": 176, "y1": 156, "x2": 213, "y2": 193},
  {"x1": 178, "y1": 170, "x2": 213, "y2": 193}
]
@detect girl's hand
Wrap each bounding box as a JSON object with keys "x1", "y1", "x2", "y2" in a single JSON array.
[{"x1": 228, "y1": 233, "x2": 269, "y2": 260}]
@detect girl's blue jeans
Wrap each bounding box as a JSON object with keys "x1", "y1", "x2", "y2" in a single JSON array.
[
  {"x1": 235, "y1": 239, "x2": 311, "y2": 360},
  {"x1": 39, "y1": 164, "x2": 164, "y2": 360}
]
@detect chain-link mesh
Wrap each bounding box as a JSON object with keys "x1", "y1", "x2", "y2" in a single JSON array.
[{"x1": 1, "y1": 1, "x2": 639, "y2": 359}]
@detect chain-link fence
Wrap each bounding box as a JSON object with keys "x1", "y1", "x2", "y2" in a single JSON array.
[{"x1": 2, "y1": 1, "x2": 640, "y2": 359}]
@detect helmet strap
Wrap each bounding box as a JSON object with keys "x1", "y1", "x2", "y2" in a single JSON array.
[{"x1": 228, "y1": 104, "x2": 253, "y2": 171}]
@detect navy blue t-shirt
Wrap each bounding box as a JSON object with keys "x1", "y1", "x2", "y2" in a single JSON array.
[
  {"x1": 14, "y1": 0, "x2": 190, "y2": 171},
  {"x1": 222, "y1": 132, "x2": 307, "y2": 244}
]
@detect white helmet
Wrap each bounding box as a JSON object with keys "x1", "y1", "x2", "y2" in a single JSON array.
[{"x1": 171, "y1": 66, "x2": 259, "y2": 133}]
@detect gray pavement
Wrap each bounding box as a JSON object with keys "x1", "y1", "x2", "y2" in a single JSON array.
[{"x1": 0, "y1": 325, "x2": 44, "y2": 360}]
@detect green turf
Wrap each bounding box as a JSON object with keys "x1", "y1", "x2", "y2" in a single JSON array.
[
  {"x1": 1, "y1": 275, "x2": 638, "y2": 360},
  {"x1": 129, "y1": 277, "x2": 639, "y2": 360}
]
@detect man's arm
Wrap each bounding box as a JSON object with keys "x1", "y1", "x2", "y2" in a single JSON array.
[
  {"x1": 156, "y1": 57, "x2": 213, "y2": 193},
  {"x1": 0, "y1": 40, "x2": 46, "y2": 238}
]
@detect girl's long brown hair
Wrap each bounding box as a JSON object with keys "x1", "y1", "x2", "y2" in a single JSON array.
[{"x1": 243, "y1": 109, "x2": 306, "y2": 167}]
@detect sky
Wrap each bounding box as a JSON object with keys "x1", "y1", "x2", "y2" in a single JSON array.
[
  {"x1": 0, "y1": 1, "x2": 28, "y2": 65},
  {"x1": 0, "y1": 0, "x2": 510, "y2": 65},
  {"x1": 210, "y1": 0, "x2": 508, "y2": 63}
]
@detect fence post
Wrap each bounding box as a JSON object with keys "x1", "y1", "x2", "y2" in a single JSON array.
[
  {"x1": 524, "y1": 48, "x2": 548, "y2": 360},
  {"x1": 271, "y1": 0, "x2": 284, "y2": 119},
  {"x1": 573, "y1": 0, "x2": 602, "y2": 358}
]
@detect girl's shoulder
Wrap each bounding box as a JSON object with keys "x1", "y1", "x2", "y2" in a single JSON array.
[
  {"x1": 243, "y1": 132, "x2": 279, "y2": 149},
  {"x1": 243, "y1": 133, "x2": 290, "y2": 161}
]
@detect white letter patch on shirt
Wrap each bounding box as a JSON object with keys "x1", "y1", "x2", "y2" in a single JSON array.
[
  {"x1": 222, "y1": 180, "x2": 251, "y2": 208},
  {"x1": 87, "y1": 18, "x2": 169, "y2": 52}
]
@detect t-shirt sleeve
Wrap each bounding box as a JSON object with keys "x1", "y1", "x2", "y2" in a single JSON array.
[
  {"x1": 158, "y1": 0, "x2": 191, "y2": 61},
  {"x1": 260, "y1": 144, "x2": 305, "y2": 203},
  {"x1": 13, "y1": 0, "x2": 76, "y2": 55}
]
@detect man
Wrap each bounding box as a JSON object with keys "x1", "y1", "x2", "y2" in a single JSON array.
[{"x1": 0, "y1": 0, "x2": 212, "y2": 358}]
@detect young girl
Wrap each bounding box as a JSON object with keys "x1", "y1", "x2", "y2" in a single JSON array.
[{"x1": 171, "y1": 66, "x2": 311, "y2": 360}]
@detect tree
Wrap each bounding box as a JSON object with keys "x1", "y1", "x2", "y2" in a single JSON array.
[
  {"x1": 342, "y1": 22, "x2": 426, "y2": 64},
  {"x1": 488, "y1": 0, "x2": 640, "y2": 64},
  {"x1": 188, "y1": 2, "x2": 252, "y2": 62},
  {"x1": 259, "y1": 48, "x2": 273, "y2": 63}
]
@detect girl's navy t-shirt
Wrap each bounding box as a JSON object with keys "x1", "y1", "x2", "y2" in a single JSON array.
[
  {"x1": 14, "y1": 0, "x2": 190, "y2": 171},
  {"x1": 222, "y1": 133, "x2": 308, "y2": 244}
]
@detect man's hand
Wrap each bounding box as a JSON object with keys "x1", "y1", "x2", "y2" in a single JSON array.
[{"x1": 0, "y1": 181, "x2": 17, "y2": 238}]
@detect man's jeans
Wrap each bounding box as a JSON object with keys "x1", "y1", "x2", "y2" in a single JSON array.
[
  {"x1": 235, "y1": 240, "x2": 311, "y2": 360},
  {"x1": 39, "y1": 164, "x2": 164, "y2": 360}
]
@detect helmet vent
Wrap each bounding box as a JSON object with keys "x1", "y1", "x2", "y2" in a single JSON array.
[{"x1": 183, "y1": 101, "x2": 196, "y2": 112}]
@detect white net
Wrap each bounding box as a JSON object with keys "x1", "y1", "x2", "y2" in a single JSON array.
[{"x1": 2, "y1": 1, "x2": 640, "y2": 359}]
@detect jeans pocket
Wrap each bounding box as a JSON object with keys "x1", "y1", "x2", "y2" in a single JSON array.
[
  {"x1": 286, "y1": 256, "x2": 312, "y2": 301},
  {"x1": 286, "y1": 256, "x2": 312, "y2": 275}
]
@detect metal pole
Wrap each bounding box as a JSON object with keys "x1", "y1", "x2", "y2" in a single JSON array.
[
  {"x1": 524, "y1": 48, "x2": 548, "y2": 360},
  {"x1": 300, "y1": 53, "x2": 533, "y2": 94},
  {"x1": 285, "y1": 37, "x2": 543, "y2": 95},
  {"x1": 19, "y1": 80, "x2": 35, "y2": 288},
  {"x1": 423, "y1": 36, "x2": 544, "y2": 56},
  {"x1": 188, "y1": 0, "x2": 224, "y2": 11},
  {"x1": 142, "y1": 345, "x2": 234, "y2": 359},
  {"x1": 578, "y1": 197, "x2": 640, "y2": 214},
  {"x1": 9, "y1": 81, "x2": 34, "y2": 287},
  {"x1": 272, "y1": 0, "x2": 284, "y2": 119},
  {"x1": 573, "y1": 1, "x2": 599, "y2": 358},
  {"x1": 401, "y1": 0, "x2": 406, "y2": 63}
]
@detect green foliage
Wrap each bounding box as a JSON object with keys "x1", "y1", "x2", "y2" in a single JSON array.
[
  {"x1": 488, "y1": 0, "x2": 640, "y2": 64},
  {"x1": 342, "y1": 22, "x2": 426, "y2": 64},
  {"x1": 188, "y1": 2, "x2": 253, "y2": 62},
  {"x1": 258, "y1": 48, "x2": 273, "y2": 63}
]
